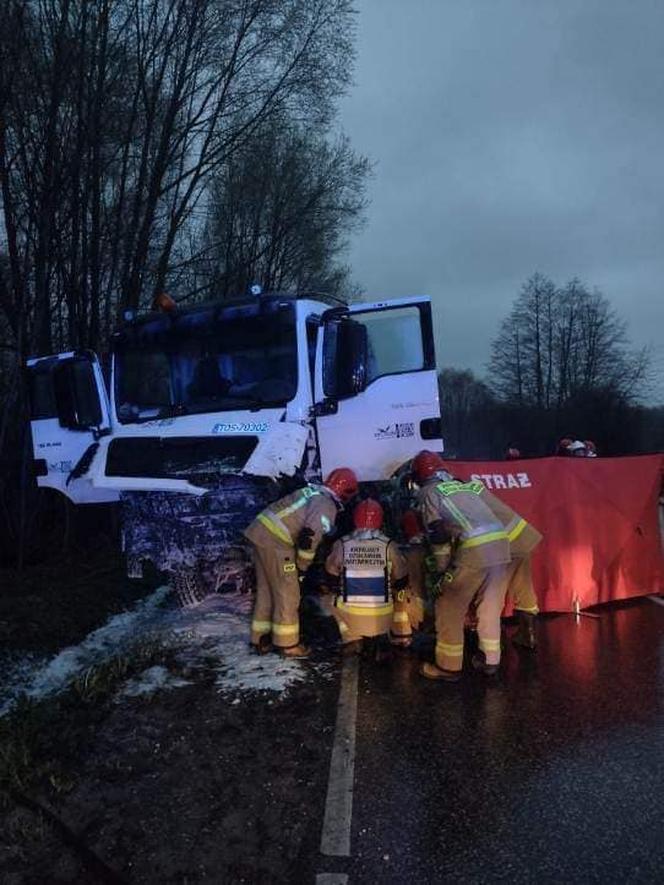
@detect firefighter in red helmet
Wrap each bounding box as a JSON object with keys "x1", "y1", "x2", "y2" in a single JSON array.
[
  {"x1": 244, "y1": 467, "x2": 358, "y2": 657},
  {"x1": 323, "y1": 498, "x2": 408, "y2": 656},
  {"x1": 411, "y1": 450, "x2": 511, "y2": 681}
]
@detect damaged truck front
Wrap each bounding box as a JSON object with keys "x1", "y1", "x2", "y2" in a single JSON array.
[{"x1": 27, "y1": 293, "x2": 443, "y2": 599}]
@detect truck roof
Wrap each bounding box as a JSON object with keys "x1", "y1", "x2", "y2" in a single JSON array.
[{"x1": 115, "y1": 291, "x2": 347, "y2": 335}]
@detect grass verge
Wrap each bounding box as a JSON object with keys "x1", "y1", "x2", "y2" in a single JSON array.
[{"x1": 0, "y1": 634, "x2": 178, "y2": 798}]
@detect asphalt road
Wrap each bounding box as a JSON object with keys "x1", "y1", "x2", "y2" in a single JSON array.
[{"x1": 318, "y1": 598, "x2": 664, "y2": 885}]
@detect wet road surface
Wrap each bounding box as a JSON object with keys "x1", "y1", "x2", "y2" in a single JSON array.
[{"x1": 319, "y1": 599, "x2": 664, "y2": 884}]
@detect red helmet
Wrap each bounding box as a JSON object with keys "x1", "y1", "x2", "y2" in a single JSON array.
[
  {"x1": 353, "y1": 498, "x2": 384, "y2": 530},
  {"x1": 412, "y1": 450, "x2": 446, "y2": 484},
  {"x1": 324, "y1": 467, "x2": 359, "y2": 503},
  {"x1": 401, "y1": 509, "x2": 423, "y2": 541}
]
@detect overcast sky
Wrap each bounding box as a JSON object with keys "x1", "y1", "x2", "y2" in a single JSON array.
[{"x1": 340, "y1": 0, "x2": 664, "y2": 401}]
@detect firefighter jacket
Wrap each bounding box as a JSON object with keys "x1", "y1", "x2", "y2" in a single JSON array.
[
  {"x1": 417, "y1": 478, "x2": 510, "y2": 570},
  {"x1": 478, "y1": 486, "x2": 543, "y2": 558},
  {"x1": 244, "y1": 484, "x2": 339, "y2": 571},
  {"x1": 325, "y1": 529, "x2": 408, "y2": 626}
]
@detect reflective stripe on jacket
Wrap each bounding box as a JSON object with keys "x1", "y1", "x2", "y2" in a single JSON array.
[
  {"x1": 477, "y1": 486, "x2": 543, "y2": 557},
  {"x1": 417, "y1": 479, "x2": 510, "y2": 568},
  {"x1": 244, "y1": 484, "x2": 338, "y2": 569}
]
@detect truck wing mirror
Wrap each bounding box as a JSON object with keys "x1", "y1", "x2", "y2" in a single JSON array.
[
  {"x1": 53, "y1": 357, "x2": 104, "y2": 432},
  {"x1": 326, "y1": 318, "x2": 368, "y2": 399}
]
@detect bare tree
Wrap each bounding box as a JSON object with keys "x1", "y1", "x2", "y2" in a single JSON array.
[
  {"x1": 487, "y1": 273, "x2": 650, "y2": 408},
  {"x1": 197, "y1": 118, "x2": 370, "y2": 299},
  {"x1": 0, "y1": 0, "x2": 358, "y2": 358},
  {"x1": 0, "y1": 0, "x2": 363, "y2": 558}
]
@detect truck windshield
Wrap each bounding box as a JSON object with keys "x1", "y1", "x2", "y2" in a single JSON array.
[{"x1": 114, "y1": 303, "x2": 297, "y2": 423}]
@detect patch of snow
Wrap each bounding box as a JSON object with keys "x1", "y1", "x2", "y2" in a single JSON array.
[
  {"x1": 1, "y1": 586, "x2": 318, "y2": 715},
  {"x1": 120, "y1": 665, "x2": 190, "y2": 698},
  {"x1": 0, "y1": 586, "x2": 171, "y2": 716},
  {"x1": 165, "y1": 593, "x2": 309, "y2": 695},
  {"x1": 0, "y1": 651, "x2": 47, "y2": 713}
]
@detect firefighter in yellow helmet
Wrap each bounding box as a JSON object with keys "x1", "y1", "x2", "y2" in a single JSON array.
[
  {"x1": 244, "y1": 468, "x2": 358, "y2": 658},
  {"x1": 323, "y1": 498, "x2": 408, "y2": 656},
  {"x1": 412, "y1": 451, "x2": 511, "y2": 681},
  {"x1": 475, "y1": 483, "x2": 543, "y2": 649}
]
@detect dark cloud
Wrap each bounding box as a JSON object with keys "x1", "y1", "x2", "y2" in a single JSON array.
[{"x1": 340, "y1": 0, "x2": 664, "y2": 400}]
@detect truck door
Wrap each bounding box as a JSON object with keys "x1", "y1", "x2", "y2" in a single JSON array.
[
  {"x1": 26, "y1": 350, "x2": 118, "y2": 503},
  {"x1": 313, "y1": 297, "x2": 443, "y2": 481}
]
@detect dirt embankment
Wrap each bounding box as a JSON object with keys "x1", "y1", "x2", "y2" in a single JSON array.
[
  {"x1": 0, "y1": 543, "x2": 340, "y2": 884},
  {"x1": 2, "y1": 666, "x2": 337, "y2": 884}
]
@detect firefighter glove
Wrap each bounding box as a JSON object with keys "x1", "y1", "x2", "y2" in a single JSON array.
[{"x1": 297, "y1": 527, "x2": 315, "y2": 550}]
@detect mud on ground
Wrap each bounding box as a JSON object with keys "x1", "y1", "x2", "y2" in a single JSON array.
[
  {"x1": 0, "y1": 545, "x2": 340, "y2": 884},
  {"x1": 1, "y1": 660, "x2": 338, "y2": 884}
]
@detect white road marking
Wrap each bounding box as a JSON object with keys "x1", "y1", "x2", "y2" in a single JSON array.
[
  {"x1": 316, "y1": 875, "x2": 349, "y2": 884},
  {"x1": 320, "y1": 655, "x2": 359, "y2": 857},
  {"x1": 647, "y1": 595, "x2": 664, "y2": 607}
]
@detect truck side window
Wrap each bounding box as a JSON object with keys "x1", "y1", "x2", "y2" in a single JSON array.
[
  {"x1": 29, "y1": 369, "x2": 58, "y2": 419},
  {"x1": 360, "y1": 306, "x2": 424, "y2": 383},
  {"x1": 117, "y1": 350, "x2": 173, "y2": 419}
]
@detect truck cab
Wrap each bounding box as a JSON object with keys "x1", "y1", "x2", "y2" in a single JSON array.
[{"x1": 27, "y1": 293, "x2": 443, "y2": 503}]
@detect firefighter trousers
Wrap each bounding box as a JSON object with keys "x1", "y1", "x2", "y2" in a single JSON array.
[
  {"x1": 390, "y1": 547, "x2": 427, "y2": 642},
  {"x1": 391, "y1": 590, "x2": 413, "y2": 643},
  {"x1": 507, "y1": 555, "x2": 539, "y2": 614},
  {"x1": 249, "y1": 542, "x2": 302, "y2": 649},
  {"x1": 434, "y1": 563, "x2": 509, "y2": 671},
  {"x1": 321, "y1": 595, "x2": 393, "y2": 642}
]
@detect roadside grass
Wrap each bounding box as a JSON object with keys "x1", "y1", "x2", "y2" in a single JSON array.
[
  {"x1": 0, "y1": 633, "x2": 185, "y2": 879},
  {"x1": 0, "y1": 634, "x2": 180, "y2": 801}
]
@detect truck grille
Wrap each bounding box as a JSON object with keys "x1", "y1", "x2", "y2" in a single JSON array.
[{"x1": 105, "y1": 436, "x2": 258, "y2": 484}]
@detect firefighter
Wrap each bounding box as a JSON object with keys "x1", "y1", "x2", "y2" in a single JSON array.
[
  {"x1": 411, "y1": 450, "x2": 511, "y2": 681},
  {"x1": 568, "y1": 439, "x2": 588, "y2": 457},
  {"x1": 323, "y1": 498, "x2": 408, "y2": 656},
  {"x1": 388, "y1": 509, "x2": 428, "y2": 646},
  {"x1": 475, "y1": 484, "x2": 543, "y2": 649},
  {"x1": 244, "y1": 467, "x2": 359, "y2": 657},
  {"x1": 584, "y1": 439, "x2": 598, "y2": 458},
  {"x1": 556, "y1": 437, "x2": 574, "y2": 456}
]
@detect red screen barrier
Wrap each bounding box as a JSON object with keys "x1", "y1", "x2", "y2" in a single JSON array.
[{"x1": 441, "y1": 455, "x2": 664, "y2": 612}]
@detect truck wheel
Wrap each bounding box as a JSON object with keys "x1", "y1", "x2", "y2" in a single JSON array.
[{"x1": 170, "y1": 566, "x2": 207, "y2": 607}]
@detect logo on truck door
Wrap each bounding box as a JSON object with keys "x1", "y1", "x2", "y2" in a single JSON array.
[{"x1": 374, "y1": 422, "x2": 415, "y2": 440}]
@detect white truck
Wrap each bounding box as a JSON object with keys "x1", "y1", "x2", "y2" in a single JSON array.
[{"x1": 27, "y1": 292, "x2": 442, "y2": 597}]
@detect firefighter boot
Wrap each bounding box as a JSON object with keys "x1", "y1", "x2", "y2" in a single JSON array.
[
  {"x1": 252, "y1": 635, "x2": 274, "y2": 655},
  {"x1": 512, "y1": 611, "x2": 537, "y2": 650},
  {"x1": 279, "y1": 643, "x2": 311, "y2": 659},
  {"x1": 471, "y1": 651, "x2": 499, "y2": 676},
  {"x1": 420, "y1": 662, "x2": 462, "y2": 682}
]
